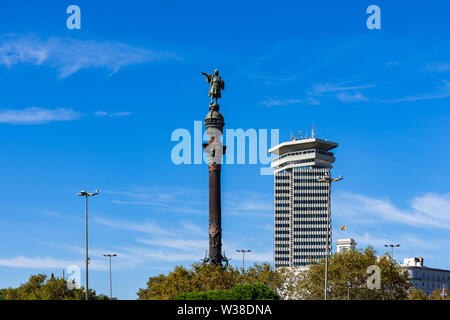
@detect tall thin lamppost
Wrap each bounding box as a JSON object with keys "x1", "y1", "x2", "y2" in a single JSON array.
[
  {"x1": 384, "y1": 244, "x2": 400, "y2": 260},
  {"x1": 441, "y1": 285, "x2": 448, "y2": 300},
  {"x1": 104, "y1": 254, "x2": 117, "y2": 300},
  {"x1": 77, "y1": 189, "x2": 99, "y2": 300},
  {"x1": 317, "y1": 174, "x2": 343, "y2": 301},
  {"x1": 236, "y1": 250, "x2": 251, "y2": 273},
  {"x1": 347, "y1": 281, "x2": 351, "y2": 300}
]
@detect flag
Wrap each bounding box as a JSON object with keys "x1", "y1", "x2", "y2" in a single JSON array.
[{"x1": 340, "y1": 225, "x2": 347, "y2": 231}]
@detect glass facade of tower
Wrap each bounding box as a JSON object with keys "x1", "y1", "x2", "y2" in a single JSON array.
[
  {"x1": 274, "y1": 167, "x2": 330, "y2": 267},
  {"x1": 270, "y1": 138, "x2": 338, "y2": 268}
]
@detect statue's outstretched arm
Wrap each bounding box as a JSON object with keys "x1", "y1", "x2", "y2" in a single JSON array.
[{"x1": 201, "y1": 72, "x2": 211, "y2": 82}]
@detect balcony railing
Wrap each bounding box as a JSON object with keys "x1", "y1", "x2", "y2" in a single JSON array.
[{"x1": 272, "y1": 149, "x2": 334, "y2": 161}]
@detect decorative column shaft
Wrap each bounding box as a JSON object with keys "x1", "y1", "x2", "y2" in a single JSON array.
[
  {"x1": 202, "y1": 103, "x2": 226, "y2": 266},
  {"x1": 208, "y1": 162, "x2": 222, "y2": 265}
]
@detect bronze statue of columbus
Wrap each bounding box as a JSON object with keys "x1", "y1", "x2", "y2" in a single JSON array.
[{"x1": 202, "y1": 69, "x2": 225, "y2": 105}]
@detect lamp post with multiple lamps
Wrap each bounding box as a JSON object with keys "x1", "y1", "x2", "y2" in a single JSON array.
[
  {"x1": 317, "y1": 174, "x2": 343, "y2": 301},
  {"x1": 77, "y1": 189, "x2": 99, "y2": 300},
  {"x1": 103, "y1": 254, "x2": 117, "y2": 300},
  {"x1": 384, "y1": 244, "x2": 400, "y2": 260},
  {"x1": 236, "y1": 249, "x2": 251, "y2": 273}
]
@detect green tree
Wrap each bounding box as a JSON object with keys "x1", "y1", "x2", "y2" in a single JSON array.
[
  {"x1": 175, "y1": 283, "x2": 279, "y2": 300},
  {"x1": 230, "y1": 282, "x2": 279, "y2": 300},
  {"x1": 408, "y1": 288, "x2": 427, "y2": 300},
  {"x1": 428, "y1": 288, "x2": 450, "y2": 300},
  {"x1": 138, "y1": 247, "x2": 412, "y2": 300},
  {"x1": 294, "y1": 247, "x2": 412, "y2": 300},
  {"x1": 137, "y1": 262, "x2": 282, "y2": 300},
  {"x1": 0, "y1": 273, "x2": 103, "y2": 300},
  {"x1": 242, "y1": 263, "x2": 283, "y2": 288}
]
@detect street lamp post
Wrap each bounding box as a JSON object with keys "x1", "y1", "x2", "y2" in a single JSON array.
[
  {"x1": 347, "y1": 281, "x2": 351, "y2": 300},
  {"x1": 236, "y1": 250, "x2": 251, "y2": 273},
  {"x1": 441, "y1": 285, "x2": 448, "y2": 300},
  {"x1": 317, "y1": 174, "x2": 343, "y2": 301},
  {"x1": 77, "y1": 189, "x2": 99, "y2": 300},
  {"x1": 384, "y1": 244, "x2": 400, "y2": 260},
  {"x1": 104, "y1": 254, "x2": 117, "y2": 300}
]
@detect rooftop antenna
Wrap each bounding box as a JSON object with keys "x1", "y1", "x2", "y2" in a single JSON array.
[
  {"x1": 304, "y1": 131, "x2": 308, "y2": 139},
  {"x1": 298, "y1": 130, "x2": 302, "y2": 140},
  {"x1": 311, "y1": 123, "x2": 315, "y2": 138}
]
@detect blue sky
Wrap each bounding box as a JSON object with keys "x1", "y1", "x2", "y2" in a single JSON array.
[{"x1": 0, "y1": 0, "x2": 449, "y2": 299}]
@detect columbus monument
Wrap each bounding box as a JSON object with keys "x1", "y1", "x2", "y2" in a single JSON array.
[{"x1": 201, "y1": 69, "x2": 229, "y2": 266}]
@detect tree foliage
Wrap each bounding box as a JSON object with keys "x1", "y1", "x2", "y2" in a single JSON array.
[
  {"x1": 284, "y1": 247, "x2": 412, "y2": 300},
  {"x1": 408, "y1": 289, "x2": 427, "y2": 300},
  {"x1": 137, "y1": 262, "x2": 283, "y2": 300},
  {"x1": 0, "y1": 273, "x2": 105, "y2": 300},
  {"x1": 175, "y1": 283, "x2": 279, "y2": 300},
  {"x1": 428, "y1": 288, "x2": 450, "y2": 300},
  {"x1": 137, "y1": 248, "x2": 414, "y2": 300}
]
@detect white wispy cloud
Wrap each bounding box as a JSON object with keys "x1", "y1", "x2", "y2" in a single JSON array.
[
  {"x1": 94, "y1": 111, "x2": 109, "y2": 117},
  {"x1": 338, "y1": 230, "x2": 450, "y2": 267},
  {"x1": 310, "y1": 83, "x2": 374, "y2": 95},
  {"x1": 333, "y1": 190, "x2": 450, "y2": 266},
  {"x1": 53, "y1": 186, "x2": 276, "y2": 268},
  {"x1": 51, "y1": 235, "x2": 272, "y2": 268},
  {"x1": 136, "y1": 238, "x2": 207, "y2": 252},
  {"x1": 229, "y1": 250, "x2": 273, "y2": 263},
  {"x1": 44, "y1": 235, "x2": 205, "y2": 268},
  {"x1": 399, "y1": 234, "x2": 439, "y2": 251},
  {"x1": 181, "y1": 220, "x2": 204, "y2": 236},
  {"x1": 260, "y1": 85, "x2": 372, "y2": 106},
  {"x1": 0, "y1": 107, "x2": 81, "y2": 124},
  {"x1": 94, "y1": 111, "x2": 131, "y2": 117},
  {"x1": 0, "y1": 256, "x2": 106, "y2": 270},
  {"x1": 89, "y1": 188, "x2": 275, "y2": 266},
  {"x1": 334, "y1": 191, "x2": 450, "y2": 230},
  {"x1": 346, "y1": 231, "x2": 436, "y2": 252},
  {"x1": 224, "y1": 191, "x2": 273, "y2": 217},
  {"x1": 139, "y1": 187, "x2": 203, "y2": 201},
  {"x1": 104, "y1": 187, "x2": 206, "y2": 215},
  {"x1": 105, "y1": 187, "x2": 274, "y2": 218},
  {"x1": 109, "y1": 201, "x2": 205, "y2": 215},
  {"x1": 94, "y1": 216, "x2": 207, "y2": 241},
  {"x1": 3, "y1": 185, "x2": 275, "y2": 272},
  {"x1": 296, "y1": 82, "x2": 374, "y2": 104},
  {"x1": 115, "y1": 246, "x2": 202, "y2": 263},
  {"x1": 244, "y1": 71, "x2": 302, "y2": 84},
  {"x1": 94, "y1": 216, "x2": 173, "y2": 237},
  {"x1": 423, "y1": 63, "x2": 450, "y2": 73},
  {"x1": 336, "y1": 92, "x2": 369, "y2": 103},
  {"x1": 41, "y1": 209, "x2": 82, "y2": 224},
  {"x1": 260, "y1": 97, "x2": 304, "y2": 107},
  {"x1": 0, "y1": 34, "x2": 179, "y2": 78},
  {"x1": 381, "y1": 80, "x2": 450, "y2": 103}
]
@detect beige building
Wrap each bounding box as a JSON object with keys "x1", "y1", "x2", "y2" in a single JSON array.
[
  {"x1": 401, "y1": 257, "x2": 450, "y2": 295},
  {"x1": 336, "y1": 238, "x2": 357, "y2": 253}
]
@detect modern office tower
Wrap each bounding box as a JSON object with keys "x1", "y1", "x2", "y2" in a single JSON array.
[{"x1": 269, "y1": 134, "x2": 338, "y2": 268}]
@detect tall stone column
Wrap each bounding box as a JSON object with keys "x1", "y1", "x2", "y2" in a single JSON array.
[{"x1": 202, "y1": 102, "x2": 227, "y2": 266}]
